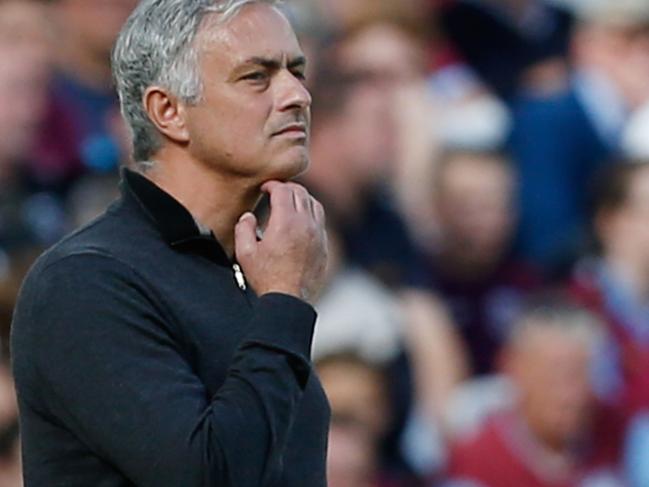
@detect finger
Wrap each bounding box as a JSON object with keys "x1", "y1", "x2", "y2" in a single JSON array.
[
  {"x1": 313, "y1": 198, "x2": 325, "y2": 226},
  {"x1": 234, "y1": 212, "x2": 258, "y2": 260},
  {"x1": 286, "y1": 183, "x2": 310, "y2": 213},
  {"x1": 262, "y1": 181, "x2": 295, "y2": 214},
  {"x1": 260, "y1": 180, "x2": 282, "y2": 193},
  {"x1": 307, "y1": 195, "x2": 316, "y2": 219}
]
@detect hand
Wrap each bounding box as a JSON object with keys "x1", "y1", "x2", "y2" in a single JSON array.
[{"x1": 235, "y1": 181, "x2": 328, "y2": 304}]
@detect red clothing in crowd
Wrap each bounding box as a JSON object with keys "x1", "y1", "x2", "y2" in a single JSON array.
[
  {"x1": 446, "y1": 410, "x2": 623, "y2": 487},
  {"x1": 569, "y1": 271, "x2": 649, "y2": 416}
]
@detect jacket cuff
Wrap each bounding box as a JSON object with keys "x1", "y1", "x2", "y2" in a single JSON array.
[{"x1": 244, "y1": 293, "x2": 317, "y2": 361}]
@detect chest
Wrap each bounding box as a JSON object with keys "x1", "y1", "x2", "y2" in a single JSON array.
[{"x1": 147, "y1": 253, "x2": 261, "y2": 395}]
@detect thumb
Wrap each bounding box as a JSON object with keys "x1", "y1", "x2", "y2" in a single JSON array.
[{"x1": 235, "y1": 212, "x2": 258, "y2": 261}]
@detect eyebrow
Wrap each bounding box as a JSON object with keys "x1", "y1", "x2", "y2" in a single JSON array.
[{"x1": 241, "y1": 55, "x2": 307, "y2": 71}]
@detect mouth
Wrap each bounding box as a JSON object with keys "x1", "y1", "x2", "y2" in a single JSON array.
[{"x1": 272, "y1": 123, "x2": 308, "y2": 137}]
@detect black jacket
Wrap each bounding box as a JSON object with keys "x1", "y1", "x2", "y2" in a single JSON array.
[{"x1": 11, "y1": 169, "x2": 330, "y2": 486}]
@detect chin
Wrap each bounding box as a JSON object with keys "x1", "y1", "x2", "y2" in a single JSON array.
[{"x1": 273, "y1": 153, "x2": 310, "y2": 181}]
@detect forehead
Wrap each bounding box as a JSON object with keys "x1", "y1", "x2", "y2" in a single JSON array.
[
  {"x1": 441, "y1": 155, "x2": 512, "y2": 191},
  {"x1": 199, "y1": 3, "x2": 303, "y2": 67},
  {"x1": 515, "y1": 324, "x2": 590, "y2": 360}
]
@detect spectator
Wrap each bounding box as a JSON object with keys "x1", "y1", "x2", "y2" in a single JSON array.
[
  {"x1": 414, "y1": 149, "x2": 542, "y2": 375},
  {"x1": 569, "y1": 161, "x2": 649, "y2": 473},
  {"x1": 311, "y1": 217, "x2": 404, "y2": 364},
  {"x1": 305, "y1": 58, "x2": 425, "y2": 287},
  {"x1": 0, "y1": 0, "x2": 50, "y2": 185},
  {"x1": 311, "y1": 217, "x2": 468, "y2": 479},
  {"x1": 510, "y1": 0, "x2": 649, "y2": 274},
  {"x1": 318, "y1": 352, "x2": 424, "y2": 487},
  {"x1": 445, "y1": 297, "x2": 624, "y2": 487},
  {"x1": 39, "y1": 0, "x2": 136, "y2": 186},
  {"x1": 327, "y1": 418, "x2": 378, "y2": 487},
  {"x1": 0, "y1": 1, "x2": 68, "y2": 269}
]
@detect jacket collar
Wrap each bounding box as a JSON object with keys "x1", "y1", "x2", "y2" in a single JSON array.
[{"x1": 119, "y1": 167, "x2": 231, "y2": 265}]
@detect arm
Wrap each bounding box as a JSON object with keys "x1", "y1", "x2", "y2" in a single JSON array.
[{"x1": 21, "y1": 252, "x2": 317, "y2": 487}]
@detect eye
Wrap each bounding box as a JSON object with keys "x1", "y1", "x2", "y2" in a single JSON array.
[
  {"x1": 292, "y1": 70, "x2": 306, "y2": 81},
  {"x1": 241, "y1": 72, "x2": 269, "y2": 82}
]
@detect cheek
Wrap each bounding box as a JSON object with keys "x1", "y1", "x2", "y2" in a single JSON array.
[{"x1": 224, "y1": 103, "x2": 270, "y2": 148}]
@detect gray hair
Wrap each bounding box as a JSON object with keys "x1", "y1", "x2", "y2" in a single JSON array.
[
  {"x1": 508, "y1": 295, "x2": 605, "y2": 353},
  {"x1": 112, "y1": 0, "x2": 281, "y2": 168}
]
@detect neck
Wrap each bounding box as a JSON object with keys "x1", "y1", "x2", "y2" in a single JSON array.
[
  {"x1": 143, "y1": 150, "x2": 262, "y2": 259},
  {"x1": 604, "y1": 253, "x2": 649, "y2": 301},
  {"x1": 435, "y1": 243, "x2": 502, "y2": 282},
  {"x1": 517, "y1": 408, "x2": 577, "y2": 471}
]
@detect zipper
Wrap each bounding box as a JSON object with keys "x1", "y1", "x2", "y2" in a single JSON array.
[{"x1": 232, "y1": 263, "x2": 247, "y2": 291}]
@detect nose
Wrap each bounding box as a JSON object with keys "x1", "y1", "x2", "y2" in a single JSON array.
[{"x1": 276, "y1": 70, "x2": 312, "y2": 112}]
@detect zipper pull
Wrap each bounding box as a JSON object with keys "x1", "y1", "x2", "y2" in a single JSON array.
[{"x1": 232, "y1": 263, "x2": 247, "y2": 291}]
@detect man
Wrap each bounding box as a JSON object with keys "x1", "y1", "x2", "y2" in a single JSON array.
[
  {"x1": 445, "y1": 298, "x2": 624, "y2": 487},
  {"x1": 304, "y1": 29, "x2": 426, "y2": 288},
  {"x1": 510, "y1": 0, "x2": 649, "y2": 273},
  {"x1": 570, "y1": 160, "x2": 649, "y2": 425},
  {"x1": 568, "y1": 160, "x2": 649, "y2": 486},
  {"x1": 42, "y1": 0, "x2": 137, "y2": 178},
  {"x1": 11, "y1": 1, "x2": 330, "y2": 486},
  {"x1": 413, "y1": 149, "x2": 542, "y2": 375}
]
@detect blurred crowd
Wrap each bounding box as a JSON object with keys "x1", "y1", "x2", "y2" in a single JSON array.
[{"x1": 1, "y1": 0, "x2": 649, "y2": 486}]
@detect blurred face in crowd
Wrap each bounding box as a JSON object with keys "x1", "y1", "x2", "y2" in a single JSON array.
[
  {"x1": 332, "y1": 23, "x2": 427, "y2": 182},
  {"x1": 317, "y1": 358, "x2": 389, "y2": 439},
  {"x1": 574, "y1": 23, "x2": 649, "y2": 107},
  {"x1": 0, "y1": 0, "x2": 50, "y2": 63},
  {"x1": 55, "y1": 0, "x2": 137, "y2": 60},
  {"x1": 179, "y1": 4, "x2": 311, "y2": 183},
  {"x1": 327, "y1": 422, "x2": 376, "y2": 487},
  {"x1": 503, "y1": 321, "x2": 595, "y2": 451},
  {"x1": 0, "y1": 0, "x2": 50, "y2": 168},
  {"x1": 0, "y1": 48, "x2": 49, "y2": 167},
  {"x1": 434, "y1": 153, "x2": 516, "y2": 272},
  {"x1": 598, "y1": 164, "x2": 649, "y2": 276},
  {"x1": 337, "y1": 22, "x2": 425, "y2": 88}
]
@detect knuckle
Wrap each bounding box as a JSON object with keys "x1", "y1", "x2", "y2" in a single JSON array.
[
  {"x1": 288, "y1": 181, "x2": 307, "y2": 192},
  {"x1": 291, "y1": 183, "x2": 309, "y2": 199}
]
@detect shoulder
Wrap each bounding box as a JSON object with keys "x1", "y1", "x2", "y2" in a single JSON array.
[
  {"x1": 13, "y1": 206, "x2": 158, "y2": 333},
  {"x1": 22, "y1": 194, "x2": 160, "y2": 289}
]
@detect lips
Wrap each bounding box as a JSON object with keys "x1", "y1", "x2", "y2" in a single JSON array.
[{"x1": 272, "y1": 123, "x2": 307, "y2": 136}]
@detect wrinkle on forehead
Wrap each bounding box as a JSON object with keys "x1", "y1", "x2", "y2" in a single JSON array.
[{"x1": 196, "y1": 3, "x2": 297, "y2": 58}]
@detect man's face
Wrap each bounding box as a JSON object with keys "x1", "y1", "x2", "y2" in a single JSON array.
[
  {"x1": 506, "y1": 324, "x2": 594, "y2": 450},
  {"x1": 435, "y1": 155, "x2": 516, "y2": 265},
  {"x1": 0, "y1": 48, "x2": 49, "y2": 164},
  {"x1": 576, "y1": 24, "x2": 649, "y2": 107},
  {"x1": 184, "y1": 4, "x2": 312, "y2": 183}
]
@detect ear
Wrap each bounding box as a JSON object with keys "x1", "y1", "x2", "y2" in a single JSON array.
[{"x1": 142, "y1": 86, "x2": 190, "y2": 145}]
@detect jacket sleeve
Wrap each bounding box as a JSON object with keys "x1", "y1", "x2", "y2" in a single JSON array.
[{"x1": 14, "y1": 252, "x2": 318, "y2": 487}]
